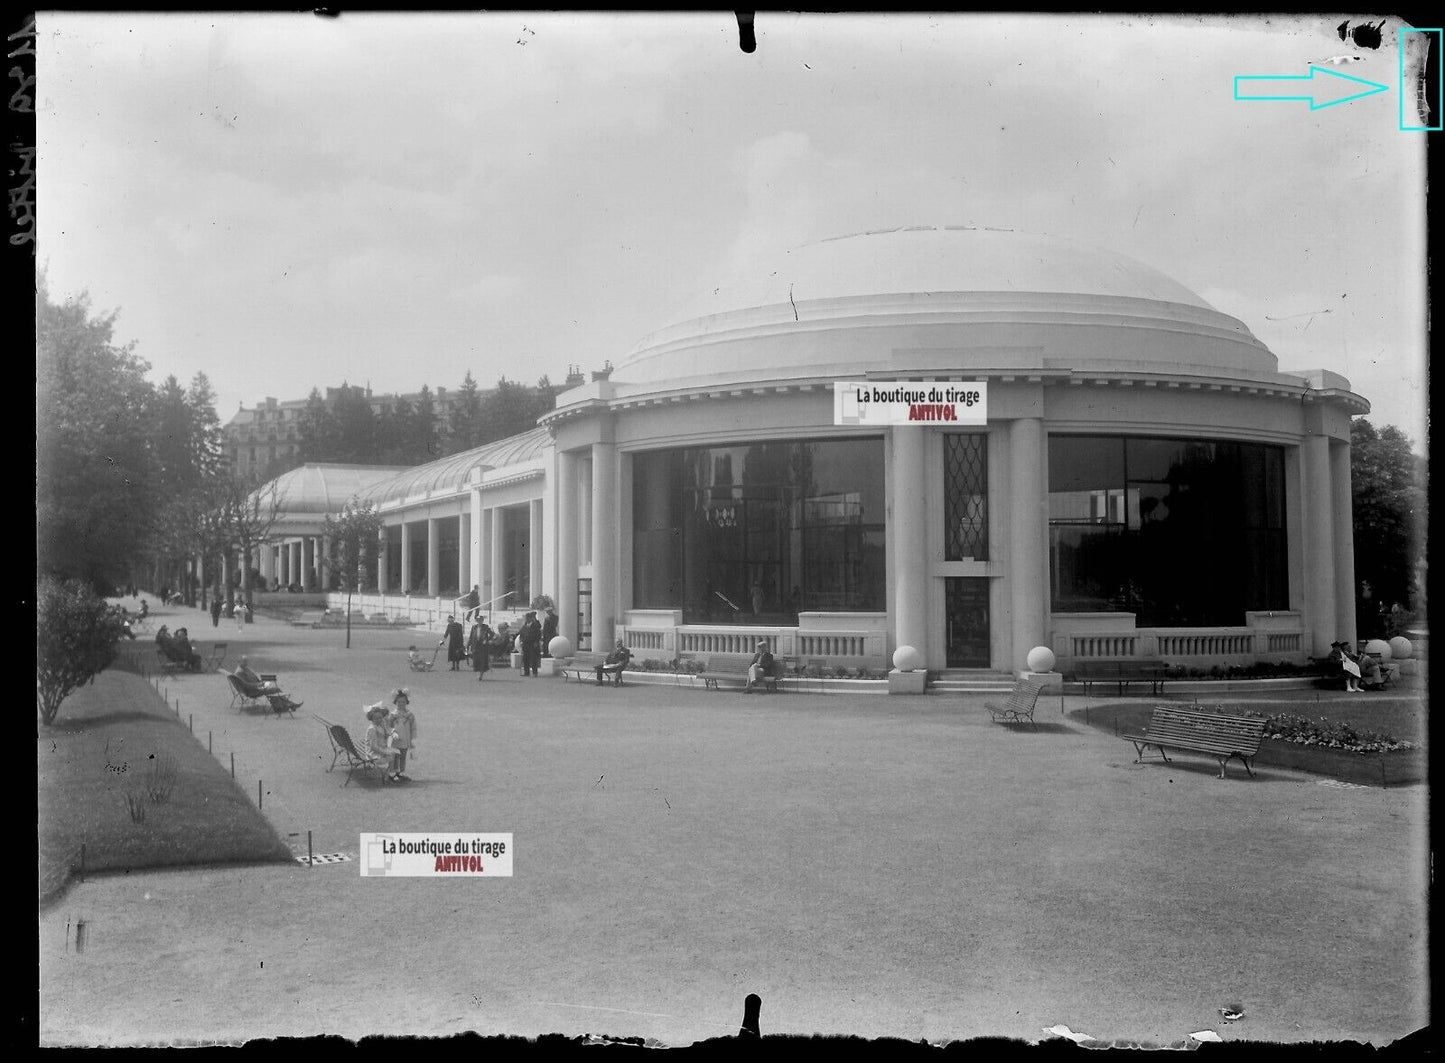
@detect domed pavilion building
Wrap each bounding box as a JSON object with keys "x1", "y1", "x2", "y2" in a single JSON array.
[{"x1": 251, "y1": 227, "x2": 1367, "y2": 685}]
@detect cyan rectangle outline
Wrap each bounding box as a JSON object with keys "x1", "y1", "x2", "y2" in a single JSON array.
[{"x1": 1399, "y1": 27, "x2": 1442, "y2": 131}]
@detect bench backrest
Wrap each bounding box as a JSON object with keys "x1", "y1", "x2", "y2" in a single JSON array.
[
  {"x1": 1143, "y1": 708, "x2": 1266, "y2": 755},
  {"x1": 1005, "y1": 679, "x2": 1047, "y2": 712},
  {"x1": 330, "y1": 725, "x2": 368, "y2": 760},
  {"x1": 707, "y1": 657, "x2": 752, "y2": 674}
]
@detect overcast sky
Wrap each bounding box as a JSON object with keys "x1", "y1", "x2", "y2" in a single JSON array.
[{"x1": 37, "y1": 12, "x2": 1427, "y2": 443}]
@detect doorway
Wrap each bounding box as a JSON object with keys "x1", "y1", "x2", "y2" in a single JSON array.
[{"x1": 944, "y1": 577, "x2": 990, "y2": 668}]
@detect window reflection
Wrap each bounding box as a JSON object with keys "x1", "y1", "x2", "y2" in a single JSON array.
[
  {"x1": 634, "y1": 439, "x2": 886, "y2": 622},
  {"x1": 1048, "y1": 436, "x2": 1288, "y2": 625}
]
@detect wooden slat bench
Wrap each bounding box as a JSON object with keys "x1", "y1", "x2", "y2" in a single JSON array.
[
  {"x1": 698, "y1": 657, "x2": 783, "y2": 692},
  {"x1": 1073, "y1": 659, "x2": 1167, "y2": 696},
  {"x1": 560, "y1": 654, "x2": 626, "y2": 686},
  {"x1": 1121, "y1": 706, "x2": 1267, "y2": 779},
  {"x1": 984, "y1": 678, "x2": 1046, "y2": 729}
]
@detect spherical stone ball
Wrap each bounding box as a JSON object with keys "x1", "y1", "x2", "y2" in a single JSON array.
[
  {"x1": 892, "y1": 645, "x2": 925, "y2": 672},
  {"x1": 1364, "y1": 638, "x2": 1392, "y2": 660},
  {"x1": 1026, "y1": 646, "x2": 1057, "y2": 673},
  {"x1": 548, "y1": 635, "x2": 574, "y2": 660},
  {"x1": 1388, "y1": 636, "x2": 1413, "y2": 660}
]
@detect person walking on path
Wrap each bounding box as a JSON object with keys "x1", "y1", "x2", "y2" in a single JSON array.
[
  {"x1": 469, "y1": 618, "x2": 493, "y2": 681},
  {"x1": 210, "y1": 596, "x2": 223, "y2": 628},
  {"x1": 388, "y1": 689, "x2": 417, "y2": 782},
  {"x1": 441, "y1": 615, "x2": 466, "y2": 671}
]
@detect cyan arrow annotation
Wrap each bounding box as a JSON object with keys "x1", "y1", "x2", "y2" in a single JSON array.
[{"x1": 1234, "y1": 64, "x2": 1389, "y2": 110}]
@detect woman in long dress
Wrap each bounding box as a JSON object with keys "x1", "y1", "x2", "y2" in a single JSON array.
[
  {"x1": 469, "y1": 620, "x2": 493, "y2": 681},
  {"x1": 442, "y1": 615, "x2": 466, "y2": 671}
]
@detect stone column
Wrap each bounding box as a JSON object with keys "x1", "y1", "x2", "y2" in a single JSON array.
[
  {"x1": 426, "y1": 516, "x2": 440, "y2": 599},
  {"x1": 1009, "y1": 418, "x2": 1047, "y2": 673},
  {"x1": 557, "y1": 450, "x2": 579, "y2": 643},
  {"x1": 319, "y1": 534, "x2": 331, "y2": 592},
  {"x1": 591, "y1": 441, "x2": 619, "y2": 648},
  {"x1": 458, "y1": 513, "x2": 471, "y2": 597},
  {"x1": 401, "y1": 522, "x2": 413, "y2": 594},
  {"x1": 470, "y1": 489, "x2": 484, "y2": 602},
  {"x1": 1303, "y1": 434, "x2": 1337, "y2": 655},
  {"x1": 530, "y1": 498, "x2": 544, "y2": 605},
  {"x1": 300, "y1": 537, "x2": 313, "y2": 591},
  {"x1": 491, "y1": 508, "x2": 507, "y2": 610},
  {"x1": 377, "y1": 527, "x2": 389, "y2": 593},
  {"x1": 1330, "y1": 440, "x2": 1357, "y2": 648},
  {"x1": 891, "y1": 426, "x2": 928, "y2": 662}
]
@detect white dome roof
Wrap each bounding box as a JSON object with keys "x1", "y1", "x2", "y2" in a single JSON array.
[
  {"x1": 610, "y1": 227, "x2": 1274, "y2": 387},
  {"x1": 672, "y1": 227, "x2": 1214, "y2": 322}
]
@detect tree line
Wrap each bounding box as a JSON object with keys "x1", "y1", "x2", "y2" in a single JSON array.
[{"x1": 291, "y1": 373, "x2": 563, "y2": 469}]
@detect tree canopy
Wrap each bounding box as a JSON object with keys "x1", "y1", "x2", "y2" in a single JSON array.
[{"x1": 1351, "y1": 419, "x2": 1426, "y2": 632}]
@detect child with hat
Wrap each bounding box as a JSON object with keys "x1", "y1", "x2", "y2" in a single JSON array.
[{"x1": 388, "y1": 689, "x2": 417, "y2": 782}]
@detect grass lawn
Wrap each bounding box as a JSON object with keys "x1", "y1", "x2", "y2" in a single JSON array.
[{"x1": 38, "y1": 668, "x2": 293, "y2": 905}]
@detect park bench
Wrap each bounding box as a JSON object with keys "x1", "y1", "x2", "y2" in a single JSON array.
[
  {"x1": 698, "y1": 656, "x2": 784, "y2": 692},
  {"x1": 560, "y1": 653, "x2": 626, "y2": 686},
  {"x1": 1120, "y1": 706, "x2": 1267, "y2": 779},
  {"x1": 1073, "y1": 658, "x2": 1167, "y2": 696},
  {"x1": 206, "y1": 643, "x2": 228, "y2": 672},
  {"x1": 984, "y1": 678, "x2": 1046, "y2": 729}
]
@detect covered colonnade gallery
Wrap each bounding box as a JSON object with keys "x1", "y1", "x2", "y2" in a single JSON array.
[{"x1": 259, "y1": 228, "x2": 1366, "y2": 679}]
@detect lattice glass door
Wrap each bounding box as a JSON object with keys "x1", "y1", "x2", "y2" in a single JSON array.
[{"x1": 944, "y1": 577, "x2": 990, "y2": 668}]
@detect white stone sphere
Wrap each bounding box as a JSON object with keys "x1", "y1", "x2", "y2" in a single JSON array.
[
  {"x1": 1364, "y1": 638, "x2": 1391, "y2": 660},
  {"x1": 548, "y1": 635, "x2": 574, "y2": 659},
  {"x1": 1026, "y1": 646, "x2": 1057, "y2": 673},
  {"x1": 892, "y1": 645, "x2": 925, "y2": 672},
  {"x1": 1388, "y1": 636, "x2": 1413, "y2": 660}
]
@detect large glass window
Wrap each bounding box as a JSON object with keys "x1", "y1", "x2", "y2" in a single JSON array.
[
  {"x1": 634, "y1": 439, "x2": 885, "y2": 623},
  {"x1": 1048, "y1": 435, "x2": 1288, "y2": 626},
  {"x1": 943, "y1": 433, "x2": 988, "y2": 560}
]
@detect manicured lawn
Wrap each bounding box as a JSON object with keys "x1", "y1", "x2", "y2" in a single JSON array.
[{"x1": 38, "y1": 668, "x2": 294, "y2": 904}]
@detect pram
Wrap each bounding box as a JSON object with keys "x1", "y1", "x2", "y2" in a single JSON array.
[{"x1": 408, "y1": 645, "x2": 440, "y2": 672}]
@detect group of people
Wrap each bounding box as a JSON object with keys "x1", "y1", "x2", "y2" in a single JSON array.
[
  {"x1": 363, "y1": 689, "x2": 418, "y2": 783},
  {"x1": 154, "y1": 625, "x2": 204, "y2": 671},
  {"x1": 431, "y1": 608, "x2": 559, "y2": 679},
  {"x1": 1327, "y1": 641, "x2": 1392, "y2": 693}
]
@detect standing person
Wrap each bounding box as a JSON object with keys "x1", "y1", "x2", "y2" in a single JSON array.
[
  {"x1": 469, "y1": 619, "x2": 493, "y2": 681},
  {"x1": 235, "y1": 597, "x2": 246, "y2": 630},
  {"x1": 441, "y1": 615, "x2": 466, "y2": 671},
  {"x1": 518, "y1": 611, "x2": 543, "y2": 677},
  {"x1": 388, "y1": 689, "x2": 417, "y2": 782},
  {"x1": 540, "y1": 608, "x2": 559, "y2": 658},
  {"x1": 210, "y1": 596, "x2": 222, "y2": 628}
]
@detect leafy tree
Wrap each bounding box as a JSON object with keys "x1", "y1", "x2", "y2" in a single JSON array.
[
  {"x1": 297, "y1": 387, "x2": 337, "y2": 462},
  {"x1": 323, "y1": 499, "x2": 384, "y2": 648},
  {"x1": 222, "y1": 475, "x2": 286, "y2": 609},
  {"x1": 1351, "y1": 419, "x2": 1426, "y2": 633},
  {"x1": 331, "y1": 384, "x2": 379, "y2": 463},
  {"x1": 413, "y1": 384, "x2": 440, "y2": 462},
  {"x1": 446, "y1": 371, "x2": 485, "y2": 454},
  {"x1": 37, "y1": 578, "x2": 127, "y2": 726},
  {"x1": 36, "y1": 281, "x2": 158, "y2": 591}
]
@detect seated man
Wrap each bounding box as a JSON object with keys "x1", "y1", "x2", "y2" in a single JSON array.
[
  {"x1": 744, "y1": 640, "x2": 775, "y2": 693},
  {"x1": 595, "y1": 639, "x2": 632, "y2": 686},
  {"x1": 235, "y1": 656, "x2": 282, "y2": 694}
]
